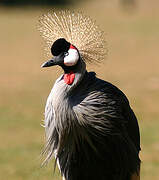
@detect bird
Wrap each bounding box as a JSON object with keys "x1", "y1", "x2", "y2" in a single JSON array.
[{"x1": 38, "y1": 10, "x2": 141, "y2": 180}]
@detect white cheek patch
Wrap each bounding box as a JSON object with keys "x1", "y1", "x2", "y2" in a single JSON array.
[{"x1": 64, "y1": 49, "x2": 79, "y2": 66}]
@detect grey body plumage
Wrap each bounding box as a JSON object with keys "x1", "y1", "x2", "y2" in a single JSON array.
[{"x1": 39, "y1": 11, "x2": 140, "y2": 180}]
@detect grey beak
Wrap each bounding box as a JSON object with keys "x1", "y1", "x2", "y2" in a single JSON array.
[
  {"x1": 41, "y1": 58, "x2": 56, "y2": 68},
  {"x1": 41, "y1": 53, "x2": 64, "y2": 68}
]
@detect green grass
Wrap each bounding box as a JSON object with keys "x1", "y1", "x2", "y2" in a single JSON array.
[{"x1": 0, "y1": 0, "x2": 159, "y2": 179}]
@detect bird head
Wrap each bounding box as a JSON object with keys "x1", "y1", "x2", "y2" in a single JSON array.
[
  {"x1": 41, "y1": 38, "x2": 80, "y2": 72},
  {"x1": 41, "y1": 38, "x2": 84, "y2": 85},
  {"x1": 39, "y1": 11, "x2": 106, "y2": 85}
]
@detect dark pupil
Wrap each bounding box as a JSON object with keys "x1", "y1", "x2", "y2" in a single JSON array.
[{"x1": 64, "y1": 52, "x2": 69, "y2": 56}]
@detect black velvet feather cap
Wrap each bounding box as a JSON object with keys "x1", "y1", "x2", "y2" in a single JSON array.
[{"x1": 51, "y1": 38, "x2": 70, "y2": 56}]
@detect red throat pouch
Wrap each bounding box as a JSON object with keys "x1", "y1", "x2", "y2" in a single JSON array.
[{"x1": 64, "y1": 71, "x2": 75, "y2": 85}]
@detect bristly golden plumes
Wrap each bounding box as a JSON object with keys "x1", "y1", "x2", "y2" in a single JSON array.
[{"x1": 38, "y1": 10, "x2": 106, "y2": 63}]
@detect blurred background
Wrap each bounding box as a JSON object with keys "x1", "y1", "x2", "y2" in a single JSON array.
[{"x1": 0, "y1": 0, "x2": 159, "y2": 179}]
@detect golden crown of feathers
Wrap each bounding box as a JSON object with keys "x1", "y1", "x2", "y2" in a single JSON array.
[{"x1": 38, "y1": 10, "x2": 106, "y2": 63}]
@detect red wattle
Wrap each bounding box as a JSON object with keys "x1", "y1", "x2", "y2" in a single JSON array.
[{"x1": 64, "y1": 71, "x2": 75, "y2": 85}]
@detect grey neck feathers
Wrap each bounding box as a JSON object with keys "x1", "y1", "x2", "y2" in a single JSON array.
[
  {"x1": 67, "y1": 58, "x2": 86, "y2": 93},
  {"x1": 43, "y1": 58, "x2": 87, "y2": 165}
]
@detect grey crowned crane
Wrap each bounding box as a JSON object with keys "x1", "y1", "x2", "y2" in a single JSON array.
[{"x1": 39, "y1": 11, "x2": 141, "y2": 180}]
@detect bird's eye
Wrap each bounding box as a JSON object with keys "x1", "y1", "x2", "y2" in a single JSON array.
[{"x1": 64, "y1": 52, "x2": 69, "y2": 56}]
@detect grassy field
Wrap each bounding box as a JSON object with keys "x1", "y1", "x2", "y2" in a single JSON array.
[{"x1": 0, "y1": 0, "x2": 159, "y2": 179}]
